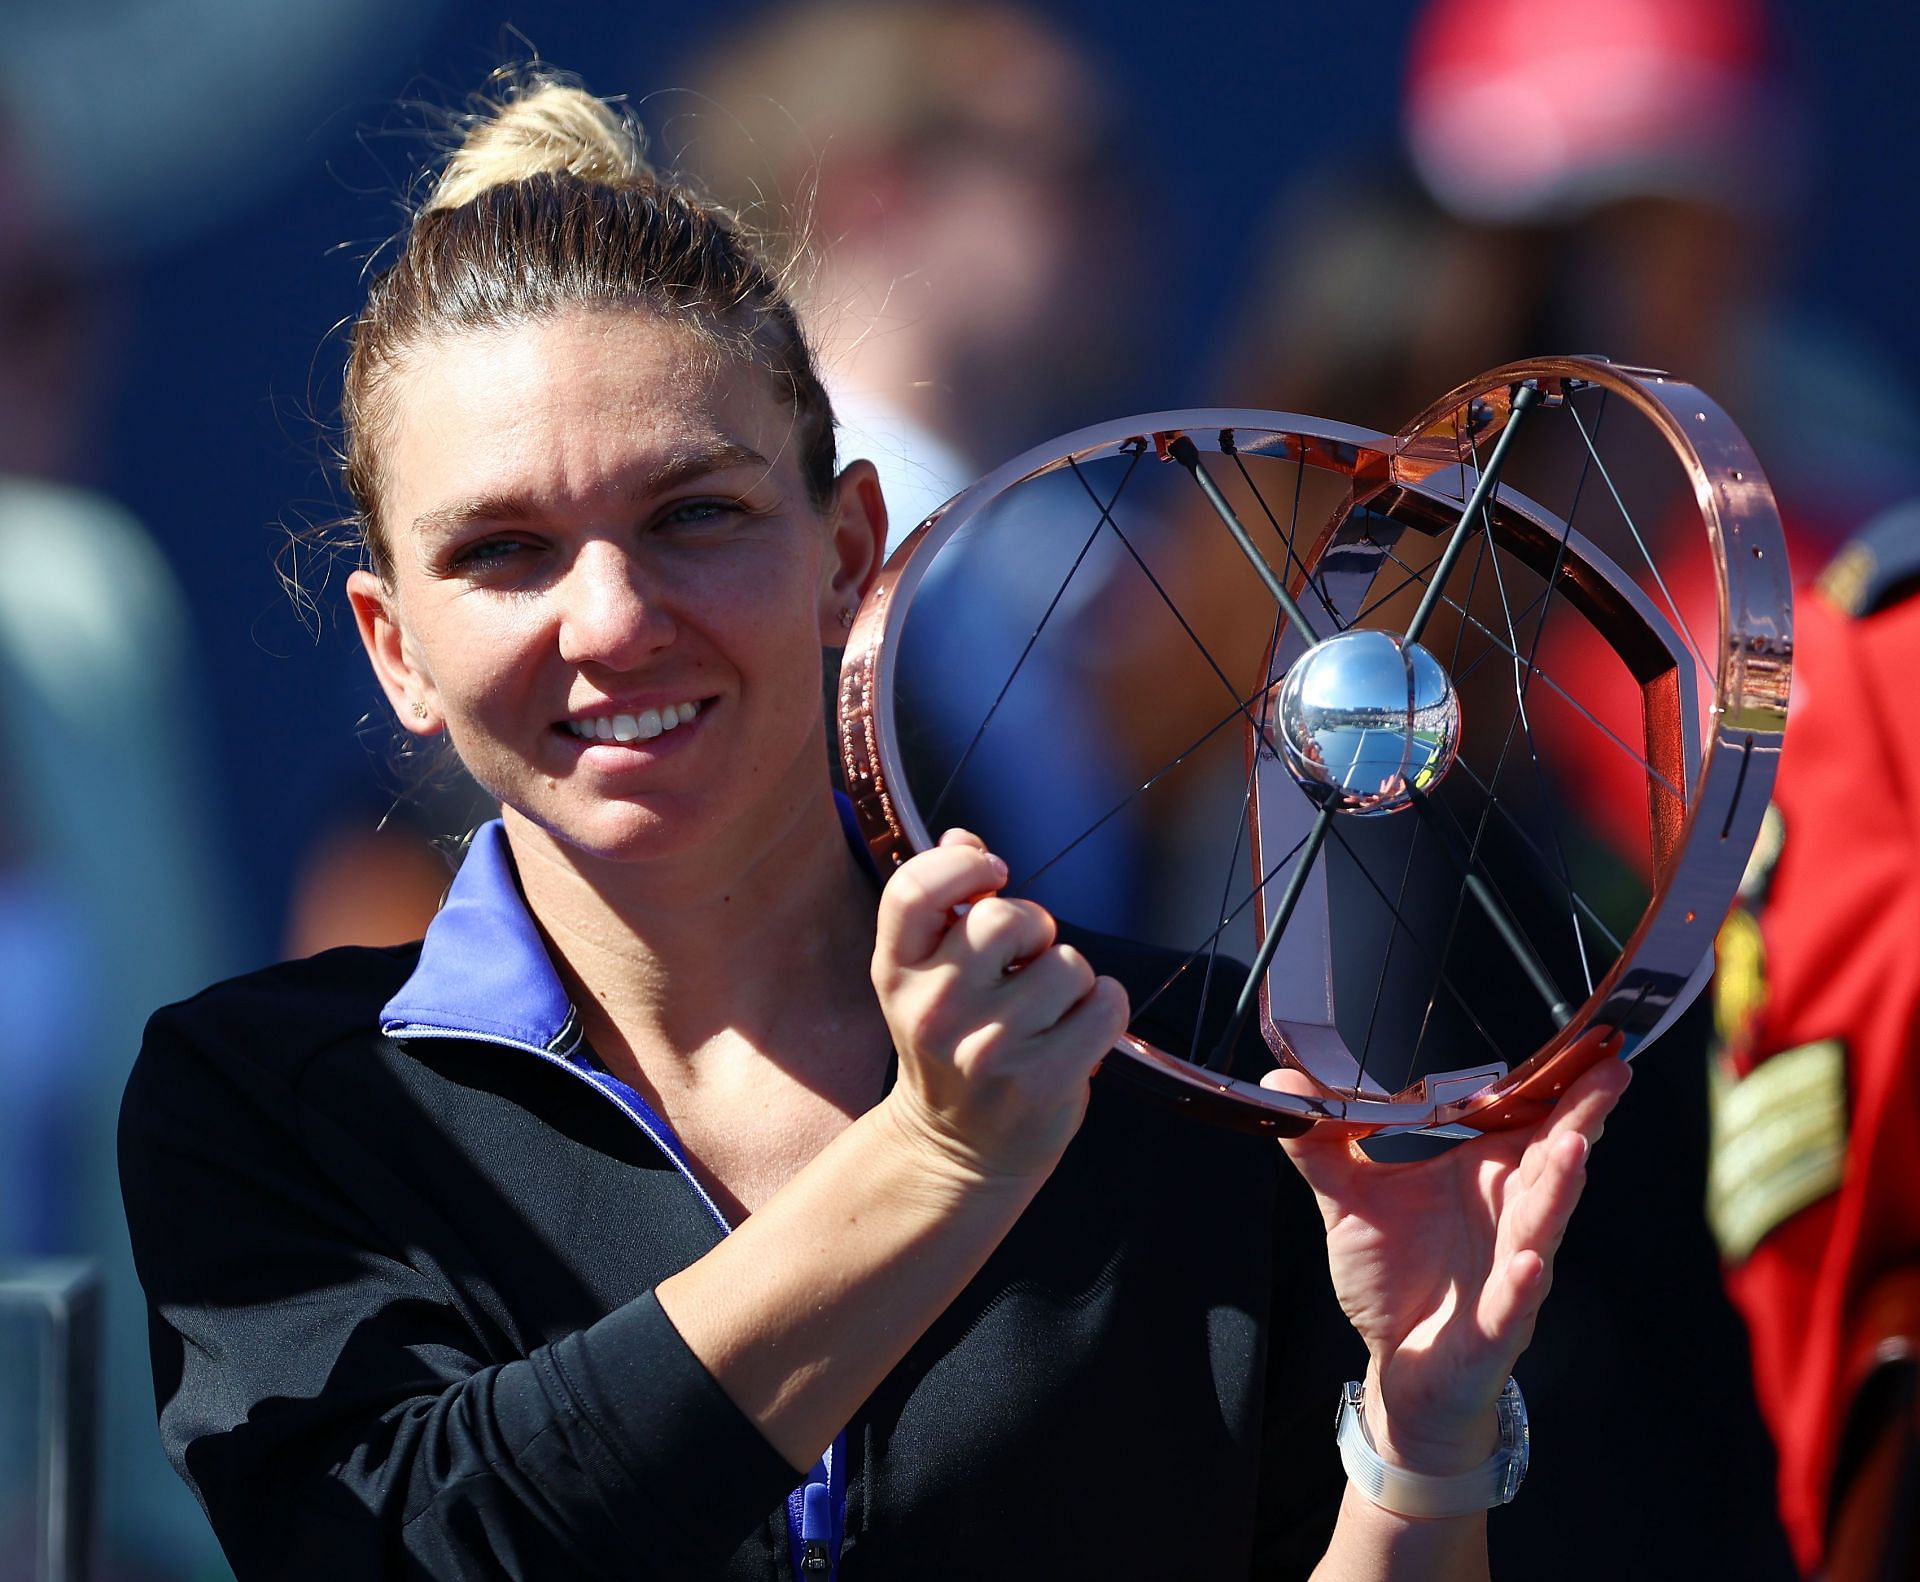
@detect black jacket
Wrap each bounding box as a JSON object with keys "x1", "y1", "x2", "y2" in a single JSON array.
[{"x1": 121, "y1": 825, "x2": 1358, "y2": 1580}]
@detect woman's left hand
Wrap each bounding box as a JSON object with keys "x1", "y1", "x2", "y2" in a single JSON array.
[{"x1": 1262, "y1": 1037, "x2": 1630, "y2": 1473}]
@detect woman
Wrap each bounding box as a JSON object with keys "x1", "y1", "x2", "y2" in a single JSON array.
[{"x1": 120, "y1": 75, "x2": 1625, "y2": 1580}]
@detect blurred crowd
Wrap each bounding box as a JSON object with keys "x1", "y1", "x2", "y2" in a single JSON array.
[{"x1": 1, "y1": 0, "x2": 1916, "y2": 1577}]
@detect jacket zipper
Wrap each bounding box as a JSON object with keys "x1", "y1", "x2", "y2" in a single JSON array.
[
  {"x1": 797, "y1": 1465, "x2": 834, "y2": 1573},
  {"x1": 382, "y1": 1021, "x2": 736, "y2": 1233},
  {"x1": 386, "y1": 1020, "x2": 845, "y2": 1579}
]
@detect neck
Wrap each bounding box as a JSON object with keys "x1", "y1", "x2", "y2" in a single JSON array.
[{"x1": 502, "y1": 781, "x2": 883, "y2": 1071}]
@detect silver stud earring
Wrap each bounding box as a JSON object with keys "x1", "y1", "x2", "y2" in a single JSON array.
[
  {"x1": 412, "y1": 701, "x2": 429, "y2": 721},
  {"x1": 839, "y1": 606, "x2": 856, "y2": 631}
]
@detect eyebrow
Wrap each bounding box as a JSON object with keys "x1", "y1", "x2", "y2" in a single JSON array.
[{"x1": 409, "y1": 439, "x2": 774, "y2": 540}]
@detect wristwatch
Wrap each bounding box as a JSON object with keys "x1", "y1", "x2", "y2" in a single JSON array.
[{"x1": 1334, "y1": 1376, "x2": 1530, "y2": 1518}]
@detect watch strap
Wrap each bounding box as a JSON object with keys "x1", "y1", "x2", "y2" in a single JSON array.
[{"x1": 1334, "y1": 1376, "x2": 1529, "y2": 1518}]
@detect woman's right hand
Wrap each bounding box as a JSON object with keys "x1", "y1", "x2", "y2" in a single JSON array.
[{"x1": 870, "y1": 830, "x2": 1130, "y2": 1185}]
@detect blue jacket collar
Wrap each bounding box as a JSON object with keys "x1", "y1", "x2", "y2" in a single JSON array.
[
  {"x1": 380, "y1": 820, "x2": 577, "y2": 1051},
  {"x1": 382, "y1": 794, "x2": 879, "y2": 1051}
]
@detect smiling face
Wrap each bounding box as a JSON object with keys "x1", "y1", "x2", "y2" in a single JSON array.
[{"x1": 348, "y1": 306, "x2": 884, "y2": 868}]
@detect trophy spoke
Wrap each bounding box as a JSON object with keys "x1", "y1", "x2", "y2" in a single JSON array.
[
  {"x1": 1407, "y1": 791, "x2": 1574, "y2": 1028},
  {"x1": 1365, "y1": 537, "x2": 1686, "y2": 800},
  {"x1": 1193, "y1": 601, "x2": 1286, "y2": 1070},
  {"x1": 1350, "y1": 559, "x2": 1440, "y2": 630},
  {"x1": 1009, "y1": 678, "x2": 1271, "y2": 894},
  {"x1": 1408, "y1": 628, "x2": 1538, "y2": 1080},
  {"x1": 1448, "y1": 587, "x2": 1550, "y2": 687},
  {"x1": 1506, "y1": 394, "x2": 1610, "y2": 996},
  {"x1": 926, "y1": 452, "x2": 1140, "y2": 826},
  {"x1": 1067, "y1": 457, "x2": 1283, "y2": 757},
  {"x1": 1355, "y1": 799, "x2": 1433, "y2": 1090},
  {"x1": 1191, "y1": 766, "x2": 1260, "y2": 1068},
  {"x1": 1352, "y1": 560, "x2": 1547, "y2": 662},
  {"x1": 1435, "y1": 484, "x2": 1596, "y2": 1020},
  {"x1": 1128, "y1": 823, "x2": 1314, "y2": 1030},
  {"x1": 1566, "y1": 397, "x2": 1715, "y2": 689},
  {"x1": 1403, "y1": 383, "x2": 1541, "y2": 646},
  {"x1": 1481, "y1": 503, "x2": 1594, "y2": 994},
  {"x1": 1407, "y1": 827, "x2": 1486, "y2": 1079},
  {"x1": 1210, "y1": 806, "x2": 1337, "y2": 1071},
  {"x1": 1326, "y1": 816, "x2": 1515, "y2": 1088},
  {"x1": 1444, "y1": 529, "x2": 1494, "y2": 689},
  {"x1": 1356, "y1": 528, "x2": 1492, "y2": 1080},
  {"x1": 1169, "y1": 435, "x2": 1324, "y2": 645},
  {"x1": 1435, "y1": 753, "x2": 1626, "y2": 954},
  {"x1": 1231, "y1": 449, "x2": 1345, "y2": 632},
  {"x1": 1396, "y1": 415, "x2": 1586, "y2": 1047}
]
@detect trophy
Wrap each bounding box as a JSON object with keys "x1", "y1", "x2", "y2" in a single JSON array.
[{"x1": 840, "y1": 357, "x2": 1791, "y2": 1136}]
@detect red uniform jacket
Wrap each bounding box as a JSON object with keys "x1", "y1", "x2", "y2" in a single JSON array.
[{"x1": 1711, "y1": 507, "x2": 1920, "y2": 1576}]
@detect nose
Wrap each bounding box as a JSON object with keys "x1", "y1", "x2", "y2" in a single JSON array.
[{"x1": 555, "y1": 539, "x2": 676, "y2": 670}]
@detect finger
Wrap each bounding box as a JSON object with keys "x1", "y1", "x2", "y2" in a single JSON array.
[
  {"x1": 1483, "y1": 1128, "x2": 1593, "y2": 1338},
  {"x1": 1549, "y1": 1035, "x2": 1631, "y2": 1136},
  {"x1": 875, "y1": 844, "x2": 1008, "y2": 970},
  {"x1": 1479, "y1": 1248, "x2": 1551, "y2": 1355},
  {"x1": 944, "y1": 896, "x2": 1057, "y2": 978},
  {"x1": 1517, "y1": 1051, "x2": 1630, "y2": 1187},
  {"x1": 1262, "y1": 1066, "x2": 1371, "y2": 1182},
  {"x1": 988, "y1": 942, "x2": 1096, "y2": 1034},
  {"x1": 1505, "y1": 1129, "x2": 1592, "y2": 1262},
  {"x1": 1028, "y1": 973, "x2": 1131, "y2": 1073},
  {"x1": 936, "y1": 830, "x2": 992, "y2": 918}
]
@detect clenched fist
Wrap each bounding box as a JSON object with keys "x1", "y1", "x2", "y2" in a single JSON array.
[{"x1": 871, "y1": 830, "x2": 1130, "y2": 1184}]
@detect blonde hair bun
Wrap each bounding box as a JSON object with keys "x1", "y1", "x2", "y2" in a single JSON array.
[{"x1": 425, "y1": 78, "x2": 655, "y2": 213}]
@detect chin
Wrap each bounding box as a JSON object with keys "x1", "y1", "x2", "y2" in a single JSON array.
[{"x1": 505, "y1": 794, "x2": 721, "y2": 866}]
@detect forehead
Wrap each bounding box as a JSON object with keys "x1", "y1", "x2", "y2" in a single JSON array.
[{"x1": 380, "y1": 306, "x2": 793, "y2": 520}]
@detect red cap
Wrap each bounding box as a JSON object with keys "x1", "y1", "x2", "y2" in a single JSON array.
[{"x1": 1403, "y1": 0, "x2": 1788, "y2": 221}]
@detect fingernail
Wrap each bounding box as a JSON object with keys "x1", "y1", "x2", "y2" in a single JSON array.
[{"x1": 988, "y1": 853, "x2": 1008, "y2": 880}]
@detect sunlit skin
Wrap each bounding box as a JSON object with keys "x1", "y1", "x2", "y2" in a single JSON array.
[
  {"x1": 1266, "y1": 1043, "x2": 1628, "y2": 1481},
  {"x1": 348, "y1": 307, "x2": 909, "y2": 1218},
  {"x1": 349, "y1": 308, "x2": 882, "y2": 890}
]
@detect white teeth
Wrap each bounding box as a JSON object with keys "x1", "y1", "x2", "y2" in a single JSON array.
[{"x1": 565, "y1": 700, "x2": 702, "y2": 742}]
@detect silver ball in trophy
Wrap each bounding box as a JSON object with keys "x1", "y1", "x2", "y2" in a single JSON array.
[{"x1": 1274, "y1": 629, "x2": 1461, "y2": 815}]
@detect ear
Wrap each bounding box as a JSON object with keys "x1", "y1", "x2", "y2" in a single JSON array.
[
  {"x1": 818, "y1": 458, "x2": 890, "y2": 643},
  {"x1": 346, "y1": 568, "x2": 445, "y2": 736}
]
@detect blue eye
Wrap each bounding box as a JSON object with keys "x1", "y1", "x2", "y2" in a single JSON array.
[
  {"x1": 661, "y1": 499, "x2": 743, "y2": 531},
  {"x1": 453, "y1": 538, "x2": 528, "y2": 569}
]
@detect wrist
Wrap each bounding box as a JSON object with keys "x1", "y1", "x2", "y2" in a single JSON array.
[
  {"x1": 1359, "y1": 1362, "x2": 1501, "y2": 1477},
  {"x1": 1337, "y1": 1374, "x2": 1530, "y2": 1519},
  {"x1": 868, "y1": 1090, "x2": 1058, "y2": 1202}
]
